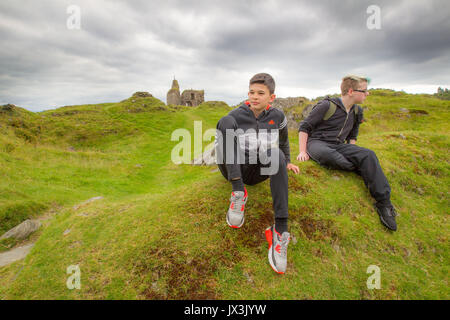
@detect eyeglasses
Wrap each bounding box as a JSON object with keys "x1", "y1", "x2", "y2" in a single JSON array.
[{"x1": 354, "y1": 89, "x2": 369, "y2": 93}]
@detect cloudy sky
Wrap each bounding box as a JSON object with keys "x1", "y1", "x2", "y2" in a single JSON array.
[{"x1": 1, "y1": 0, "x2": 450, "y2": 112}]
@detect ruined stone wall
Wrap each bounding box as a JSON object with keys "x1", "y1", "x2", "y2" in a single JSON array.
[
  {"x1": 271, "y1": 97, "x2": 307, "y2": 111},
  {"x1": 181, "y1": 90, "x2": 204, "y2": 107}
]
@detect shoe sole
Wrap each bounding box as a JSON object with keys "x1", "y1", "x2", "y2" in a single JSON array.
[
  {"x1": 265, "y1": 227, "x2": 284, "y2": 274},
  {"x1": 226, "y1": 214, "x2": 245, "y2": 229},
  {"x1": 379, "y1": 215, "x2": 397, "y2": 231}
]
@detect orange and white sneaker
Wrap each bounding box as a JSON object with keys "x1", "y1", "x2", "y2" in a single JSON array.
[
  {"x1": 265, "y1": 225, "x2": 290, "y2": 274},
  {"x1": 226, "y1": 188, "x2": 248, "y2": 229}
]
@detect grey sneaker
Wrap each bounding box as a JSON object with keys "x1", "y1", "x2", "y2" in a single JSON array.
[
  {"x1": 265, "y1": 225, "x2": 290, "y2": 274},
  {"x1": 226, "y1": 188, "x2": 248, "y2": 229}
]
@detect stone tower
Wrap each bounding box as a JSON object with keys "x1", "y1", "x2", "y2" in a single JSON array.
[{"x1": 167, "y1": 79, "x2": 181, "y2": 105}]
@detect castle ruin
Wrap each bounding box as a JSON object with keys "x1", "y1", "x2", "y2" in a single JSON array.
[{"x1": 166, "y1": 79, "x2": 204, "y2": 106}]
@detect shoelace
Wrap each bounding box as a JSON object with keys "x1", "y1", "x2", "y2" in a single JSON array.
[
  {"x1": 230, "y1": 193, "x2": 246, "y2": 211},
  {"x1": 279, "y1": 233, "x2": 290, "y2": 257},
  {"x1": 387, "y1": 206, "x2": 397, "y2": 217}
]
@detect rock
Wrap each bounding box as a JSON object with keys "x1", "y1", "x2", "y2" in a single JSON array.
[
  {"x1": 134, "y1": 164, "x2": 143, "y2": 168},
  {"x1": 291, "y1": 234, "x2": 298, "y2": 245},
  {"x1": 410, "y1": 109, "x2": 429, "y2": 115},
  {"x1": 77, "y1": 212, "x2": 89, "y2": 217},
  {"x1": 63, "y1": 229, "x2": 71, "y2": 236},
  {"x1": 399, "y1": 133, "x2": 406, "y2": 140},
  {"x1": 403, "y1": 248, "x2": 411, "y2": 258},
  {"x1": 192, "y1": 147, "x2": 216, "y2": 166},
  {"x1": 69, "y1": 240, "x2": 83, "y2": 248},
  {"x1": 132, "y1": 91, "x2": 153, "y2": 98},
  {"x1": 243, "y1": 271, "x2": 254, "y2": 284},
  {"x1": 0, "y1": 219, "x2": 41, "y2": 240},
  {"x1": 1, "y1": 104, "x2": 16, "y2": 112},
  {"x1": 399, "y1": 108, "x2": 409, "y2": 113},
  {"x1": 0, "y1": 243, "x2": 34, "y2": 267},
  {"x1": 301, "y1": 104, "x2": 314, "y2": 119},
  {"x1": 73, "y1": 196, "x2": 104, "y2": 210},
  {"x1": 286, "y1": 112, "x2": 301, "y2": 129},
  {"x1": 272, "y1": 97, "x2": 308, "y2": 111},
  {"x1": 332, "y1": 243, "x2": 340, "y2": 253}
]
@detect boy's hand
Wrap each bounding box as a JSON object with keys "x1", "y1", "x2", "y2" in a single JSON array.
[
  {"x1": 296, "y1": 151, "x2": 310, "y2": 162},
  {"x1": 287, "y1": 163, "x2": 300, "y2": 174}
]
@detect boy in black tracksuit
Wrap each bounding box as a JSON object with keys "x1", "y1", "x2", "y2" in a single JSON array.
[
  {"x1": 215, "y1": 73, "x2": 299, "y2": 274},
  {"x1": 297, "y1": 75, "x2": 398, "y2": 231}
]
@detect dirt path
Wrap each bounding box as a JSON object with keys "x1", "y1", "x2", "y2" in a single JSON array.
[{"x1": 0, "y1": 243, "x2": 34, "y2": 267}]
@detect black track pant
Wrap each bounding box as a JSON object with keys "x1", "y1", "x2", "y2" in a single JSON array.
[
  {"x1": 216, "y1": 115, "x2": 288, "y2": 220},
  {"x1": 307, "y1": 139, "x2": 391, "y2": 205}
]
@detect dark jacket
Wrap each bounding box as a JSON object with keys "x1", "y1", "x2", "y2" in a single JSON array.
[
  {"x1": 298, "y1": 97, "x2": 363, "y2": 143},
  {"x1": 227, "y1": 102, "x2": 291, "y2": 163}
]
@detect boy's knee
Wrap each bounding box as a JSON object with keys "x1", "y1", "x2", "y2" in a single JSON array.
[
  {"x1": 263, "y1": 148, "x2": 286, "y2": 166},
  {"x1": 323, "y1": 152, "x2": 354, "y2": 171},
  {"x1": 361, "y1": 148, "x2": 378, "y2": 162},
  {"x1": 367, "y1": 149, "x2": 377, "y2": 159},
  {"x1": 307, "y1": 142, "x2": 328, "y2": 162},
  {"x1": 217, "y1": 115, "x2": 237, "y2": 131},
  {"x1": 337, "y1": 159, "x2": 355, "y2": 171}
]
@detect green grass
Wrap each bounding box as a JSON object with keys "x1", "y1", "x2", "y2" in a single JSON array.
[{"x1": 0, "y1": 91, "x2": 449, "y2": 299}]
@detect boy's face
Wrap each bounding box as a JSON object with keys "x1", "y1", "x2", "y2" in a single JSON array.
[
  {"x1": 248, "y1": 83, "x2": 275, "y2": 110},
  {"x1": 350, "y1": 81, "x2": 369, "y2": 104}
]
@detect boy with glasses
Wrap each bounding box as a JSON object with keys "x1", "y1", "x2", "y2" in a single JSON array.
[{"x1": 297, "y1": 75, "x2": 397, "y2": 231}]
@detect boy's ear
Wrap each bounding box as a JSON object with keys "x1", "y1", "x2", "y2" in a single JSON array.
[
  {"x1": 270, "y1": 94, "x2": 276, "y2": 102},
  {"x1": 347, "y1": 88, "x2": 353, "y2": 97}
]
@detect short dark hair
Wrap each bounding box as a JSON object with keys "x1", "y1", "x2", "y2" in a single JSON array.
[{"x1": 249, "y1": 73, "x2": 275, "y2": 94}]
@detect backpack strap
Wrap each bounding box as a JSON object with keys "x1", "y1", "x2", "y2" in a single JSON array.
[
  {"x1": 355, "y1": 105, "x2": 364, "y2": 124},
  {"x1": 322, "y1": 99, "x2": 362, "y2": 123},
  {"x1": 323, "y1": 100, "x2": 337, "y2": 120}
]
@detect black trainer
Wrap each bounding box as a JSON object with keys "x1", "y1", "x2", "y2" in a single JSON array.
[{"x1": 376, "y1": 205, "x2": 398, "y2": 231}]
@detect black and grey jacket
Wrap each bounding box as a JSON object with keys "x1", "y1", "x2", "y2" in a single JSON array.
[
  {"x1": 298, "y1": 97, "x2": 363, "y2": 143},
  {"x1": 225, "y1": 102, "x2": 291, "y2": 163}
]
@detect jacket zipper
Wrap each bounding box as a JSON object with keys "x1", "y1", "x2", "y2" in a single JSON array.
[
  {"x1": 256, "y1": 119, "x2": 259, "y2": 136},
  {"x1": 337, "y1": 110, "x2": 350, "y2": 141},
  {"x1": 253, "y1": 109, "x2": 260, "y2": 139}
]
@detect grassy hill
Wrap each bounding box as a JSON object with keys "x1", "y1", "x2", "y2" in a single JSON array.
[{"x1": 0, "y1": 90, "x2": 448, "y2": 299}]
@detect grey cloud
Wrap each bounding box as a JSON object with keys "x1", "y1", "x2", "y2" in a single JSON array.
[{"x1": 0, "y1": 0, "x2": 449, "y2": 111}]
